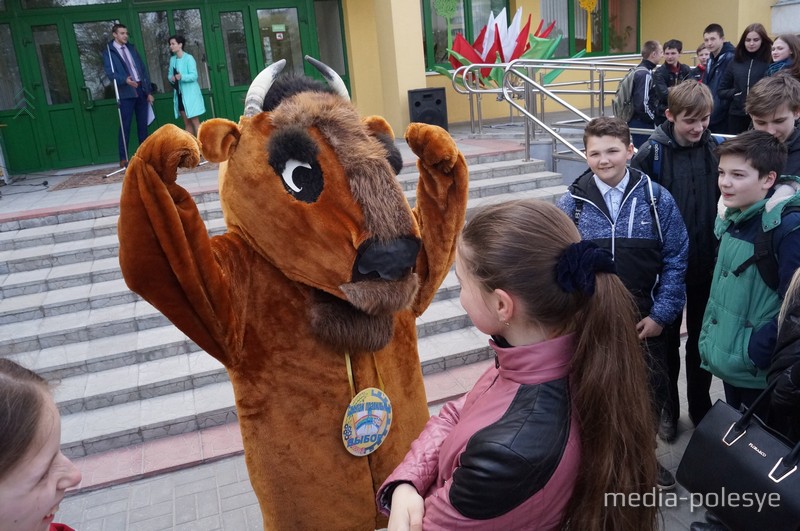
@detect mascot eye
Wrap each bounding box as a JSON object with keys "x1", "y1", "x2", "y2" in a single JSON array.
[
  {"x1": 282, "y1": 159, "x2": 312, "y2": 193},
  {"x1": 268, "y1": 126, "x2": 324, "y2": 203}
]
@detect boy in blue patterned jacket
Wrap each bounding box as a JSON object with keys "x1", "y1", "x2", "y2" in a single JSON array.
[{"x1": 557, "y1": 116, "x2": 688, "y2": 490}]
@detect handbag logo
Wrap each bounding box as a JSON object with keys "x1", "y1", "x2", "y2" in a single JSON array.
[{"x1": 748, "y1": 442, "x2": 767, "y2": 457}]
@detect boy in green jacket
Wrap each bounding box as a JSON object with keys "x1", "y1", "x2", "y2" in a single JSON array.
[{"x1": 699, "y1": 130, "x2": 800, "y2": 413}]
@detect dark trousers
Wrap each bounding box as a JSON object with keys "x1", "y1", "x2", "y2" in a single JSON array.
[
  {"x1": 118, "y1": 86, "x2": 150, "y2": 161},
  {"x1": 628, "y1": 117, "x2": 654, "y2": 149},
  {"x1": 723, "y1": 382, "x2": 769, "y2": 419},
  {"x1": 664, "y1": 278, "x2": 714, "y2": 425}
]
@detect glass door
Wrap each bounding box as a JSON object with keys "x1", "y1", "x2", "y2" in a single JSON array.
[
  {"x1": 14, "y1": 14, "x2": 130, "y2": 169},
  {"x1": 17, "y1": 21, "x2": 95, "y2": 167},
  {"x1": 208, "y1": 2, "x2": 316, "y2": 119},
  {"x1": 0, "y1": 22, "x2": 45, "y2": 172}
]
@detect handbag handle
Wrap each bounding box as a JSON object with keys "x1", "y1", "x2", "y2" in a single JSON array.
[
  {"x1": 732, "y1": 378, "x2": 779, "y2": 432},
  {"x1": 718, "y1": 379, "x2": 800, "y2": 483}
]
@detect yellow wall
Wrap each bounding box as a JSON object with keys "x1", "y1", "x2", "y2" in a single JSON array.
[{"x1": 342, "y1": 0, "x2": 426, "y2": 135}]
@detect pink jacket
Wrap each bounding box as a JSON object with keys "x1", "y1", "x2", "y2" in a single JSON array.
[{"x1": 377, "y1": 334, "x2": 581, "y2": 530}]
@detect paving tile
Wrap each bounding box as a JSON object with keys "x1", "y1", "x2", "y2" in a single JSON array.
[{"x1": 143, "y1": 431, "x2": 202, "y2": 474}]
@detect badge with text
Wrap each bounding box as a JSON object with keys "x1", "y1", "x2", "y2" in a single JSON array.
[{"x1": 342, "y1": 387, "x2": 392, "y2": 456}]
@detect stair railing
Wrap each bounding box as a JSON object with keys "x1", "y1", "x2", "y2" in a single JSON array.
[{"x1": 448, "y1": 55, "x2": 646, "y2": 167}]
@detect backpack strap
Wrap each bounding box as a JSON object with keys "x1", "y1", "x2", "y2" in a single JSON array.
[
  {"x1": 732, "y1": 206, "x2": 800, "y2": 291},
  {"x1": 572, "y1": 199, "x2": 584, "y2": 227},
  {"x1": 644, "y1": 176, "x2": 663, "y2": 243},
  {"x1": 649, "y1": 139, "x2": 662, "y2": 181}
]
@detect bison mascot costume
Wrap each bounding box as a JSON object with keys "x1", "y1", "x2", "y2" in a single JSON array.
[{"x1": 117, "y1": 57, "x2": 469, "y2": 530}]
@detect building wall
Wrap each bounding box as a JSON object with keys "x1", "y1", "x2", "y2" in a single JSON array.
[{"x1": 343, "y1": 0, "x2": 426, "y2": 136}]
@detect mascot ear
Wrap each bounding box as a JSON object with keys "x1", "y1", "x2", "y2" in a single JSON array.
[
  {"x1": 363, "y1": 115, "x2": 402, "y2": 175},
  {"x1": 198, "y1": 118, "x2": 241, "y2": 162},
  {"x1": 363, "y1": 115, "x2": 395, "y2": 139}
]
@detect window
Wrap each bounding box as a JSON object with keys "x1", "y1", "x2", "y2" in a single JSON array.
[
  {"x1": 0, "y1": 24, "x2": 22, "y2": 110},
  {"x1": 22, "y1": 0, "x2": 120, "y2": 7},
  {"x1": 541, "y1": 0, "x2": 638, "y2": 57},
  {"x1": 421, "y1": 0, "x2": 508, "y2": 69}
]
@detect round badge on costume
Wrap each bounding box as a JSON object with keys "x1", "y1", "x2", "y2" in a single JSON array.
[{"x1": 341, "y1": 387, "x2": 392, "y2": 456}]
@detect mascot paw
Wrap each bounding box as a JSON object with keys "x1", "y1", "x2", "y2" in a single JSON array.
[
  {"x1": 133, "y1": 124, "x2": 201, "y2": 184},
  {"x1": 406, "y1": 123, "x2": 459, "y2": 174}
]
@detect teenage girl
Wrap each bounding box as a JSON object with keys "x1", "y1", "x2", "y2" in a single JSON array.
[{"x1": 377, "y1": 199, "x2": 658, "y2": 530}]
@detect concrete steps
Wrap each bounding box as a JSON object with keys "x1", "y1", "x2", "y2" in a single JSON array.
[{"x1": 0, "y1": 146, "x2": 564, "y2": 460}]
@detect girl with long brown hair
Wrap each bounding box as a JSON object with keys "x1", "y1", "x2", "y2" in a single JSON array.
[{"x1": 377, "y1": 199, "x2": 658, "y2": 530}]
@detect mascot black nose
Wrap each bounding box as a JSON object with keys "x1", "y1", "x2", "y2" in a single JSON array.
[{"x1": 354, "y1": 237, "x2": 420, "y2": 281}]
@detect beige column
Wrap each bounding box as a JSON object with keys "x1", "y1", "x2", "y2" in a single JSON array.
[{"x1": 342, "y1": 0, "x2": 427, "y2": 136}]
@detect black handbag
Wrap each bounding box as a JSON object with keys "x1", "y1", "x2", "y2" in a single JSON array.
[{"x1": 677, "y1": 381, "x2": 800, "y2": 531}]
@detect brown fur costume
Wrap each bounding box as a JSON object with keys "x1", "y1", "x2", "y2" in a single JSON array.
[{"x1": 117, "y1": 65, "x2": 468, "y2": 530}]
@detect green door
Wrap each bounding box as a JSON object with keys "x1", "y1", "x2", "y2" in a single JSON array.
[
  {"x1": 5, "y1": 14, "x2": 136, "y2": 170},
  {"x1": 16, "y1": 15, "x2": 132, "y2": 168},
  {"x1": 208, "y1": 2, "x2": 317, "y2": 119}
]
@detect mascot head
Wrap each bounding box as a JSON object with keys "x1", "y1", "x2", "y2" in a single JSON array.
[{"x1": 198, "y1": 57, "x2": 421, "y2": 352}]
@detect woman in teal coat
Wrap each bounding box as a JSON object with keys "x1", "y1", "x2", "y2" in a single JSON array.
[{"x1": 168, "y1": 35, "x2": 206, "y2": 136}]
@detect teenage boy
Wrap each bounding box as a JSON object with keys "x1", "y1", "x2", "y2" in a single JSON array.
[
  {"x1": 653, "y1": 39, "x2": 692, "y2": 125},
  {"x1": 703, "y1": 23, "x2": 735, "y2": 134},
  {"x1": 700, "y1": 130, "x2": 800, "y2": 413},
  {"x1": 628, "y1": 40, "x2": 663, "y2": 148},
  {"x1": 747, "y1": 75, "x2": 800, "y2": 175},
  {"x1": 632, "y1": 80, "x2": 718, "y2": 441},
  {"x1": 690, "y1": 43, "x2": 710, "y2": 83},
  {"x1": 557, "y1": 117, "x2": 688, "y2": 490}
]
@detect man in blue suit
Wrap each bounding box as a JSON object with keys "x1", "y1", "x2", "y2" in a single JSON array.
[{"x1": 102, "y1": 23, "x2": 154, "y2": 168}]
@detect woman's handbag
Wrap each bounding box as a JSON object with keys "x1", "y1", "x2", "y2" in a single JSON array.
[{"x1": 676, "y1": 381, "x2": 800, "y2": 531}]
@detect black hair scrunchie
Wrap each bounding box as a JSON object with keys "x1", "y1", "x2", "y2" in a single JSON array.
[{"x1": 555, "y1": 241, "x2": 616, "y2": 296}]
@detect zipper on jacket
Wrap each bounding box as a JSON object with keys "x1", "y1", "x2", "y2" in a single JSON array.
[{"x1": 627, "y1": 197, "x2": 638, "y2": 237}]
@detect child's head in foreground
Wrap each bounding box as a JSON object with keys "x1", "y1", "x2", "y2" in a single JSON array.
[
  {"x1": 716, "y1": 130, "x2": 788, "y2": 212},
  {"x1": 0, "y1": 359, "x2": 82, "y2": 531}
]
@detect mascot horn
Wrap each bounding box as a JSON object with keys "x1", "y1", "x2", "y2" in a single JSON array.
[{"x1": 118, "y1": 56, "x2": 468, "y2": 530}]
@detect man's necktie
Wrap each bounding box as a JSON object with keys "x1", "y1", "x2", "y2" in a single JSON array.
[{"x1": 120, "y1": 45, "x2": 138, "y2": 81}]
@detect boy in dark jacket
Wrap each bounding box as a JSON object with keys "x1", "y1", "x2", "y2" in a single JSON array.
[
  {"x1": 653, "y1": 39, "x2": 692, "y2": 125},
  {"x1": 632, "y1": 81, "x2": 718, "y2": 440},
  {"x1": 628, "y1": 40, "x2": 663, "y2": 148},
  {"x1": 557, "y1": 117, "x2": 688, "y2": 490},
  {"x1": 690, "y1": 43, "x2": 710, "y2": 83},
  {"x1": 703, "y1": 23, "x2": 736, "y2": 134},
  {"x1": 747, "y1": 75, "x2": 800, "y2": 176}
]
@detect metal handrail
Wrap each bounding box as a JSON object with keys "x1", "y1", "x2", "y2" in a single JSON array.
[{"x1": 448, "y1": 55, "x2": 644, "y2": 136}]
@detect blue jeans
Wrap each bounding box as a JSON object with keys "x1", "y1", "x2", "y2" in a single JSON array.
[{"x1": 118, "y1": 85, "x2": 150, "y2": 161}]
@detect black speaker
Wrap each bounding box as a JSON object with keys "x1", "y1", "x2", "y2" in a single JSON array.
[{"x1": 408, "y1": 87, "x2": 448, "y2": 131}]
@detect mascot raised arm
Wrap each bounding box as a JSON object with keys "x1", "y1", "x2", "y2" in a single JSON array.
[{"x1": 117, "y1": 57, "x2": 469, "y2": 530}]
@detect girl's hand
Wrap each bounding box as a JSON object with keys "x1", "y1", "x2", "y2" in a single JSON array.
[
  {"x1": 388, "y1": 483, "x2": 424, "y2": 531},
  {"x1": 174, "y1": 73, "x2": 181, "y2": 81}
]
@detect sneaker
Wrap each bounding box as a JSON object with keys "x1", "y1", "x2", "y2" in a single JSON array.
[
  {"x1": 658, "y1": 409, "x2": 677, "y2": 443},
  {"x1": 657, "y1": 463, "x2": 676, "y2": 490}
]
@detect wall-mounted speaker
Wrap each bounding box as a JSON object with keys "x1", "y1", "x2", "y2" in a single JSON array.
[{"x1": 408, "y1": 87, "x2": 448, "y2": 131}]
